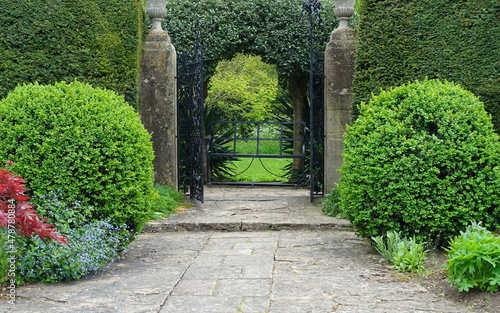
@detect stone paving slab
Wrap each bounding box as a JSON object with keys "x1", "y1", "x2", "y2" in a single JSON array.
[
  {"x1": 4, "y1": 230, "x2": 468, "y2": 313},
  {"x1": 143, "y1": 186, "x2": 352, "y2": 233},
  {"x1": 1, "y1": 187, "x2": 469, "y2": 312}
]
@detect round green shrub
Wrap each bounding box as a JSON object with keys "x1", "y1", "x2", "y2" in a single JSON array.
[
  {"x1": 0, "y1": 81, "x2": 156, "y2": 233},
  {"x1": 339, "y1": 79, "x2": 500, "y2": 246}
]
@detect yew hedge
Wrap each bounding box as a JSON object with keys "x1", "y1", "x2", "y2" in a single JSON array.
[
  {"x1": 353, "y1": 0, "x2": 500, "y2": 133},
  {"x1": 0, "y1": 0, "x2": 144, "y2": 106}
]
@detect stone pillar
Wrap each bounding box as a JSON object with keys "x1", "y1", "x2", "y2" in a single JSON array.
[
  {"x1": 140, "y1": 0, "x2": 178, "y2": 188},
  {"x1": 324, "y1": 6, "x2": 356, "y2": 192}
]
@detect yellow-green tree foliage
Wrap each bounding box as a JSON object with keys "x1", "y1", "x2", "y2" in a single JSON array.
[{"x1": 206, "y1": 54, "x2": 279, "y2": 122}]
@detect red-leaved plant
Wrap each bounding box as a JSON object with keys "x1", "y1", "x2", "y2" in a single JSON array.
[{"x1": 0, "y1": 161, "x2": 67, "y2": 244}]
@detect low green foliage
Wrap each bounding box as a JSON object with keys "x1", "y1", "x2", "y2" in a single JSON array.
[
  {"x1": 340, "y1": 79, "x2": 500, "y2": 247},
  {"x1": 372, "y1": 231, "x2": 428, "y2": 274},
  {"x1": 148, "y1": 185, "x2": 184, "y2": 220},
  {"x1": 0, "y1": 82, "x2": 156, "y2": 233},
  {"x1": 372, "y1": 231, "x2": 400, "y2": 264},
  {"x1": 321, "y1": 188, "x2": 343, "y2": 218},
  {"x1": 392, "y1": 238, "x2": 428, "y2": 274},
  {"x1": 232, "y1": 158, "x2": 290, "y2": 182},
  {"x1": 446, "y1": 222, "x2": 500, "y2": 292},
  {"x1": 14, "y1": 188, "x2": 140, "y2": 284},
  {"x1": 16, "y1": 221, "x2": 130, "y2": 283},
  {"x1": 31, "y1": 190, "x2": 95, "y2": 235},
  {"x1": 229, "y1": 126, "x2": 292, "y2": 182},
  {"x1": 0, "y1": 229, "x2": 9, "y2": 285},
  {"x1": 235, "y1": 137, "x2": 282, "y2": 156}
]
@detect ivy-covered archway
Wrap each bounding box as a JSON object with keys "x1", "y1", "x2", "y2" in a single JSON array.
[
  {"x1": 165, "y1": 0, "x2": 337, "y2": 174},
  {"x1": 165, "y1": 0, "x2": 337, "y2": 83}
]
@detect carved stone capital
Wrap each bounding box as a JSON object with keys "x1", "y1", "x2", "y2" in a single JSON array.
[
  {"x1": 146, "y1": 0, "x2": 168, "y2": 32},
  {"x1": 334, "y1": 6, "x2": 354, "y2": 29}
]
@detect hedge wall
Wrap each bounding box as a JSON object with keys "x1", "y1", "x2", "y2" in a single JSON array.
[
  {"x1": 353, "y1": 0, "x2": 500, "y2": 133},
  {"x1": 164, "y1": 0, "x2": 337, "y2": 80},
  {"x1": 0, "y1": 0, "x2": 144, "y2": 106}
]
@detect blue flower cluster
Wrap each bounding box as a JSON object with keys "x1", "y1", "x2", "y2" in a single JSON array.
[{"x1": 16, "y1": 220, "x2": 130, "y2": 283}]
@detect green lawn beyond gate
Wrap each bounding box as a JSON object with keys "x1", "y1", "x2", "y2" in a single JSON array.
[{"x1": 230, "y1": 140, "x2": 291, "y2": 182}]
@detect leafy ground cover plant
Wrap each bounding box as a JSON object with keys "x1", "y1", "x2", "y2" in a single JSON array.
[
  {"x1": 14, "y1": 182, "x2": 181, "y2": 285},
  {"x1": 446, "y1": 222, "x2": 500, "y2": 292},
  {"x1": 339, "y1": 79, "x2": 500, "y2": 247},
  {"x1": 1, "y1": 163, "x2": 67, "y2": 286},
  {"x1": 31, "y1": 190, "x2": 95, "y2": 235},
  {"x1": 0, "y1": 164, "x2": 66, "y2": 243},
  {"x1": 16, "y1": 220, "x2": 129, "y2": 283},
  {"x1": 321, "y1": 188, "x2": 344, "y2": 218},
  {"x1": 148, "y1": 185, "x2": 184, "y2": 220},
  {"x1": 14, "y1": 188, "x2": 135, "y2": 283},
  {"x1": 0, "y1": 229, "x2": 9, "y2": 285},
  {"x1": 372, "y1": 231, "x2": 428, "y2": 273}
]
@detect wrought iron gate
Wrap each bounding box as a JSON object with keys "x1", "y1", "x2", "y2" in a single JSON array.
[
  {"x1": 177, "y1": 37, "x2": 205, "y2": 202},
  {"x1": 207, "y1": 121, "x2": 306, "y2": 186},
  {"x1": 304, "y1": 0, "x2": 325, "y2": 201},
  {"x1": 309, "y1": 52, "x2": 324, "y2": 201}
]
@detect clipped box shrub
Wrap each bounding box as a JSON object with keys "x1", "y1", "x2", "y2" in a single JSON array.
[
  {"x1": 339, "y1": 79, "x2": 500, "y2": 246},
  {"x1": 0, "y1": 81, "x2": 156, "y2": 233}
]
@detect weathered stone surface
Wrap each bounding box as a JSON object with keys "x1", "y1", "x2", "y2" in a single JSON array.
[
  {"x1": 140, "y1": 3, "x2": 178, "y2": 188},
  {"x1": 143, "y1": 186, "x2": 352, "y2": 233},
  {"x1": 324, "y1": 5, "x2": 357, "y2": 192},
  {"x1": 3, "y1": 188, "x2": 468, "y2": 313}
]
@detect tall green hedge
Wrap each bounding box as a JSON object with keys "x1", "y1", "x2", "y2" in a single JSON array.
[
  {"x1": 164, "y1": 0, "x2": 337, "y2": 80},
  {"x1": 0, "y1": 0, "x2": 144, "y2": 106},
  {"x1": 353, "y1": 0, "x2": 500, "y2": 133}
]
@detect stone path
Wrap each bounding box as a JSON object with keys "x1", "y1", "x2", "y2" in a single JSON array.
[
  {"x1": 2, "y1": 186, "x2": 467, "y2": 313},
  {"x1": 143, "y1": 186, "x2": 351, "y2": 232}
]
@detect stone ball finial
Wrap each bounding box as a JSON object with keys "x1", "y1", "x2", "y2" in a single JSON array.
[
  {"x1": 334, "y1": 6, "x2": 355, "y2": 29},
  {"x1": 146, "y1": 0, "x2": 168, "y2": 32}
]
